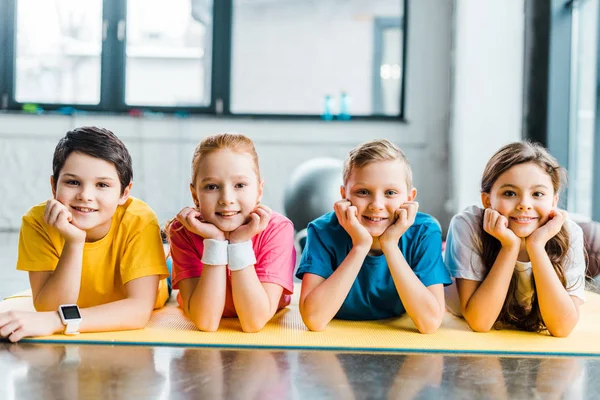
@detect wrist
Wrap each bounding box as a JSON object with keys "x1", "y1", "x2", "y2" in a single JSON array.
[
  {"x1": 380, "y1": 241, "x2": 400, "y2": 254},
  {"x1": 350, "y1": 244, "x2": 371, "y2": 256},
  {"x1": 201, "y1": 239, "x2": 229, "y2": 266},
  {"x1": 64, "y1": 237, "x2": 85, "y2": 247},
  {"x1": 228, "y1": 236, "x2": 249, "y2": 244},
  {"x1": 51, "y1": 311, "x2": 65, "y2": 334},
  {"x1": 227, "y1": 240, "x2": 256, "y2": 271},
  {"x1": 500, "y1": 240, "x2": 520, "y2": 252},
  {"x1": 525, "y1": 238, "x2": 546, "y2": 251}
]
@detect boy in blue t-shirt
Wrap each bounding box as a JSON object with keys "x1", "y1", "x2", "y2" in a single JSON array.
[{"x1": 296, "y1": 139, "x2": 451, "y2": 332}]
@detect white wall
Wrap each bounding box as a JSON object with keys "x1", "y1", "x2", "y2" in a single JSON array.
[
  {"x1": 449, "y1": 0, "x2": 525, "y2": 213},
  {"x1": 0, "y1": 0, "x2": 528, "y2": 235}
]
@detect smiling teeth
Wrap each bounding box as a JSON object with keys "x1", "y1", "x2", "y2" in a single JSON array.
[
  {"x1": 219, "y1": 212, "x2": 238, "y2": 216},
  {"x1": 74, "y1": 207, "x2": 95, "y2": 213},
  {"x1": 365, "y1": 217, "x2": 384, "y2": 222},
  {"x1": 513, "y1": 218, "x2": 534, "y2": 222}
]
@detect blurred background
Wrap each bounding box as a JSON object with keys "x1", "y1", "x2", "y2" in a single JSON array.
[{"x1": 0, "y1": 0, "x2": 598, "y2": 264}]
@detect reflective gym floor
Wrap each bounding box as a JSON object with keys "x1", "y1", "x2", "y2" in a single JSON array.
[{"x1": 1, "y1": 232, "x2": 600, "y2": 400}]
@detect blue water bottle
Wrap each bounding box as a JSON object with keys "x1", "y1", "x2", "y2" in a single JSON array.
[
  {"x1": 338, "y1": 91, "x2": 351, "y2": 120},
  {"x1": 322, "y1": 94, "x2": 334, "y2": 121}
]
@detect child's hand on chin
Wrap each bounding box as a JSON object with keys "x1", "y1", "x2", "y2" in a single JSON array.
[
  {"x1": 483, "y1": 208, "x2": 520, "y2": 249},
  {"x1": 44, "y1": 199, "x2": 86, "y2": 243},
  {"x1": 334, "y1": 199, "x2": 372, "y2": 249},
  {"x1": 527, "y1": 208, "x2": 567, "y2": 247},
  {"x1": 176, "y1": 206, "x2": 226, "y2": 241},
  {"x1": 228, "y1": 204, "x2": 272, "y2": 244},
  {"x1": 379, "y1": 201, "x2": 419, "y2": 247}
]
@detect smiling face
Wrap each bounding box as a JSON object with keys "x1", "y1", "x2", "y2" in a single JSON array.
[
  {"x1": 341, "y1": 160, "x2": 416, "y2": 237},
  {"x1": 481, "y1": 162, "x2": 558, "y2": 238},
  {"x1": 191, "y1": 149, "x2": 263, "y2": 232},
  {"x1": 51, "y1": 152, "x2": 131, "y2": 242}
]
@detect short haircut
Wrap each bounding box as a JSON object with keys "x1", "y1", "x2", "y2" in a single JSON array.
[
  {"x1": 52, "y1": 126, "x2": 133, "y2": 194},
  {"x1": 343, "y1": 139, "x2": 413, "y2": 188}
]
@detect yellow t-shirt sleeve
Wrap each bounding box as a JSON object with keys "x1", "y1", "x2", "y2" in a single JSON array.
[
  {"x1": 119, "y1": 219, "x2": 169, "y2": 285},
  {"x1": 16, "y1": 212, "x2": 61, "y2": 272}
]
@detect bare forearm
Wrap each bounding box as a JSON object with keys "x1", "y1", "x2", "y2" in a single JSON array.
[
  {"x1": 78, "y1": 298, "x2": 157, "y2": 332},
  {"x1": 187, "y1": 266, "x2": 227, "y2": 332},
  {"x1": 382, "y1": 245, "x2": 443, "y2": 333},
  {"x1": 230, "y1": 269, "x2": 275, "y2": 332},
  {"x1": 301, "y1": 246, "x2": 369, "y2": 331},
  {"x1": 34, "y1": 242, "x2": 84, "y2": 311},
  {"x1": 528, "y1": 245, "x2": 579, "y2": 336},
  {"x1": 462, "y1": 246, "x2": 519, "y2": 332}
]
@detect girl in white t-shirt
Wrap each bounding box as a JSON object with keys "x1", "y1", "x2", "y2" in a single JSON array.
[{"x1": 445, "y1": 141, "x2": 585, "y2": 336}]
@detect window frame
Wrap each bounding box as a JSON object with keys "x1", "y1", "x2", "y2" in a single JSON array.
[
  {"x1": 524, "y1": 0, "x2": 600, "y2": 218},
  {"x1": 0, "y1": 0, "x2": 407, "y2": 120}
]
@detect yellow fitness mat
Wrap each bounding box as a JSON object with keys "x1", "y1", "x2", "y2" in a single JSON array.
[{"x1": 2, "y1": 290, "x2": 600, "y2": 356}]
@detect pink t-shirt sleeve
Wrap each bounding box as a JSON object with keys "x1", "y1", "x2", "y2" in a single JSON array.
[
  {"x1": 169, "y1": 221, "x2": 206, "y2": 290},
  {"x1": 252, "y1": 212, "x2": 296, "y2": 296}
]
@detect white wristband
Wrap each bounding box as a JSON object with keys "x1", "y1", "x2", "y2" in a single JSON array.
[
  {"x1": 227, "y1": 240, "x2": 256, "y2": 271},
  {"x1": 201, "y1": 239, "x2": 228, "y2": 266}
]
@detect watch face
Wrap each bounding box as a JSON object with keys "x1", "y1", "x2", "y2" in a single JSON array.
[{"x1": 61, "y1": 305, "x2": 81, "y2": 319}]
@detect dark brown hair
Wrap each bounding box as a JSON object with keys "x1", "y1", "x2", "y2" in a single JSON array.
[
  {"x1": 479, "y1": 141, "x2": 570, "y2": 332},
  {"x1": 52, "y1": 126, "x2": 133, "y2": 194}
]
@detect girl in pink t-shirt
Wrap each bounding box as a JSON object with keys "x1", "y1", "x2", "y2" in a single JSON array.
[{"x1": 168, "y1": 133, "x2": 296, "y2": 332}]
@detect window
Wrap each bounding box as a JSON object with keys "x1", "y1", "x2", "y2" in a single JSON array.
[
  {"x1": 125, "y1": 0, "x2": 212, "y2": 107},
  {"x1": 567, "y1": 0, "x2": 598, "y2": 218},
  {"x1": 15, "y1": 0, "x2": 103, "y2": 105},
  {"x1": 0, "y1": 0, "x2": 407, "y2": 118},
  {"x1": 230, "y1": 0, "x2": 406, "y2": 117},
  {"x1": 525, "y1": 0, "x2": 600, "y2": 220}
]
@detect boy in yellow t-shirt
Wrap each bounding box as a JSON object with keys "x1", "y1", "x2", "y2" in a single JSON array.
[{"x1": 0, "y1": 126, "x2": 169, "y2": 342}]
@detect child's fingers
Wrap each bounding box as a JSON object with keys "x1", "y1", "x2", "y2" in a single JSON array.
[
  {"x1": 47, "y1": 204, "x2": 65, "y2": 226},
  {"x1": 0, "y1": 320, "x2": 20, "y2": 338},
  {"x1": 396, "y1": 208, "x2": 408, "y2": 225},
  {"x1": 255, "y1": 206, "x2": 270, "y2": 220},
  {"x1": 497, "y1": 214, "x2": 508, "y2": 229},
  {"x1": 256, "y1": 203, "x2": 272, "y2": 216},
  {"x1": 346, "y1": 206, "x2": 359, "y2": 222},
  {"x1": 43, "y1": 200, "x2": 55, "y2": 224},
  {"x1": 55, "y1": 209, "x2": 72, "y2": 228},
  {"x1": 334, "y1": 200, "x2": 350, "y2": 223}
]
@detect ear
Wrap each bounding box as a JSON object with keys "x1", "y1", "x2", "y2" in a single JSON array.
[
  {"x1": 552, "y1": 193, "x2": 559, "y2": 208},
  {"x1": 257, "y1": 179, "x2": 265, "y2": 203},
  {"x1": 50, "y1": 175, "x2": 57, "y2": 198},
  {"x1": 340, "y1": 185, "x2": 347, "y2": 200},
  {"x1": 481, "y1": 192, "x2": 491, "y2": 209},
  {"x1": 407, "y1": 187, "x2": 417, "y2": 201},
  {"x1": 190, "y1": 184, "x2": 199, "y2": 207},
  {"x1": 118, "y1": 182, "x2": 133, "y2": 205}
]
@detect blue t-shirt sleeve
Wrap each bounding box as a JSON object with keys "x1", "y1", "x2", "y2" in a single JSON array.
[
  {"x1": 409, "y1": 223, "x2": 452, "y2": 287},
  {"x1": 295, "y1": 224, "x2": 335, "y2": 280}
]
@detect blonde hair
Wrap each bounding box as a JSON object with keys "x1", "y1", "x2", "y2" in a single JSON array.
[
  {"x1": 165, "y1": 133, "x2": 260, "y2": 239},
  {"x1": 191, "y1": 133, "x2": 261, "y2": 186},
  {"x1": 343, "y1": 139, "x2": 412, "y2": 188}
]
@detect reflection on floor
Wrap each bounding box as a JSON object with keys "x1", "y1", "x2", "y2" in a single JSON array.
[
  {"x1": 0, "y1": 343, "x2": 598, "y2": 399},
  {"x1": 1, "y1": 232, "x2": 600, "y2": 399}
]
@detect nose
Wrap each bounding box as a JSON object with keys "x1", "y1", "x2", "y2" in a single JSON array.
[
  {"x1": 368, "y1": 193, "x2": 385, "y2": 211},
  {"x1": 76, "y1": 184, "x2": 93, "y2": 201},
  {"x1": 516, "y1": 196, "x2": 533, "y2": 211},
  {"x1": 218, "y1": 186, "x2": 235, "y2": 205}
]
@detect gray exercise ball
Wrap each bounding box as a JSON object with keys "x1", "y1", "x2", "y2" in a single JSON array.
[{"x1": 284, "y1": 158, "x2": 344, "y2": 231}]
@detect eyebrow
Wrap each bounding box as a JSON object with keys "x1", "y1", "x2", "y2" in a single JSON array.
[
  {"x1": 199, "y1": 175, "x2": 252, "y2": 183},
  {"x1": 62, "y1": 173, "x2": 117, "y2": 181},
  {"x1": 352, "y1": 181, "x2": 403, "y2": 187},
  {"x1": 498, "y1": 183, "x2": 550, "y2": 190}
]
